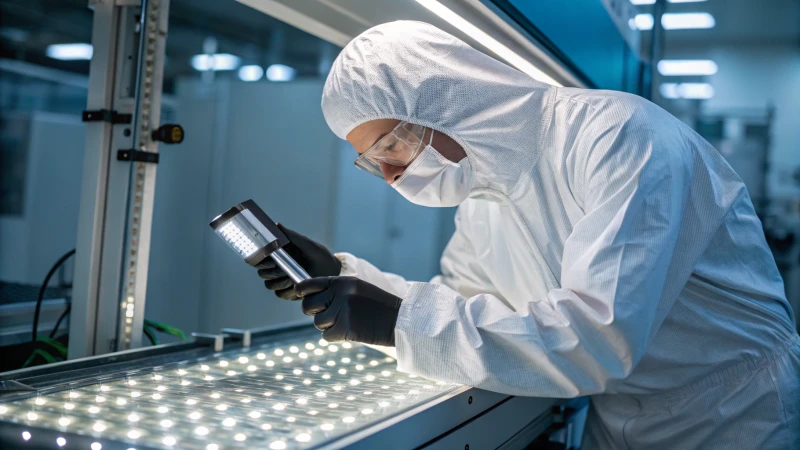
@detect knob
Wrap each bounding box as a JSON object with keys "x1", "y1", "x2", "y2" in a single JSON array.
[{"x1": 151, "y1": 124, "x2": 184, "y2": 144}]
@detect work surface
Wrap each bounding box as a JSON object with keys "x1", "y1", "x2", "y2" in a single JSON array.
[{"x1": 0, "y1": 328, "x2": 463, "y2": 449}]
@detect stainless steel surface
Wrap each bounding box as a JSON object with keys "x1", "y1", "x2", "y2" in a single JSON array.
[{"x1": 271, "y1": 248, "x2": 311, "y2": 284}]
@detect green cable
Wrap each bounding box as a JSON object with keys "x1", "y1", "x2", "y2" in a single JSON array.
[
  {"x1": 22, "y1": 349, "x2": 57, "y2": 368},
  {"x1": 21, "y1": 322, "x2": 183, "y2": 368},
  {"x1": 37, "y1": 336, "x2": 67, "y2": 358},
  {"x1": 143, "y1": 326, "x2": 160, "y2": 346},
  {"x1": 144, "y1": 319, "x2": 187, "y2": 341},
  {"x1": 20, "y1": 335, "x2": 68, "y2": 369}
]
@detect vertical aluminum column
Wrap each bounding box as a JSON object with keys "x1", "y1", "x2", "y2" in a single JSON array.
[
  {"x1": 69, "y1": 0, "x2": 170, "y2": 358},
  {"x1": 117, "y1": 0, "x2": 170, "y2": 350}
]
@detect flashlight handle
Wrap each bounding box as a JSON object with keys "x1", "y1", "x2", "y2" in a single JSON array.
[{"x1": 271, "y1": 248, "x2": 311, "y2": 283}]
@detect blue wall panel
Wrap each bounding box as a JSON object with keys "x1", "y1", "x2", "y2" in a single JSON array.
[{"x1": 499, "y1": 0, "x2": 635, "y2": 92}]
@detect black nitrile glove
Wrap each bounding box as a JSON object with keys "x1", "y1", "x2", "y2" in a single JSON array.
[
  {"x1": 257, "y1": 224, "x2": 341, "y2": 300},
  {"x1": 295, "y1": 276, "x2": 402, "y2": 346}
]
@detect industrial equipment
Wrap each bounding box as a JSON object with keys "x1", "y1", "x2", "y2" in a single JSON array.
[{"x1": 0, "y1": 325, "x2": 561, "y2": 449}]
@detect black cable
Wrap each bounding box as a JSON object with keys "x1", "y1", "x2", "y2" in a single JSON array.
[
  {"x1": 32, "y1": 249, "x2": 76, "y2": 342},
  {"x1": 49, "y1": 304, "x2": 71, "y2": 339}
]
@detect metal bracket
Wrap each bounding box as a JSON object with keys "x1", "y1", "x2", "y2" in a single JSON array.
[
  {"x1": 82, "y1": 109, "x2": 132, "y2": 124},
  {"x1": 117, "y1": 149, "x2": 159, "y2": 164},
  {"x1": 220, "y1": 328, "x2": 251, "y2": 348},
  {"x1": 191, "y1": 333, "x2": 226, "y2": 352}
]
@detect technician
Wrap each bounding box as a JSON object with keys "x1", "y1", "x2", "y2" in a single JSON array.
[{"x1": 258, "y1": 22, "x2": 799, "y2": 448}]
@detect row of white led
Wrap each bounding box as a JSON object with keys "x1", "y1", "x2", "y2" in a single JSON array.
[
  {"x1": 9, "y1": 406, "x2": 376, "y2": 449},
  {"x1": 7, "y1": 394, "x2": 425, "y2": 449}
]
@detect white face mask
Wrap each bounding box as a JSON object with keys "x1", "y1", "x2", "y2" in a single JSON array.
[{"x1": 391, "y1": 144, "x2": 473, "y2": 207}]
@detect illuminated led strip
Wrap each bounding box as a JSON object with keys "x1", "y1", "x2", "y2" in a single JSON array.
[
  {"x1": 415, "y1": 0, "x2": 562, "y2": 86},
  {"x1": 118, "y1": 0, "x2": 166, "y2": 349}
]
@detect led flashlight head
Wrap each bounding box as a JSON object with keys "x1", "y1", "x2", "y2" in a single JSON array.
[{"x1": 210, "y1": 200, "x2": 310, "y2": 282}]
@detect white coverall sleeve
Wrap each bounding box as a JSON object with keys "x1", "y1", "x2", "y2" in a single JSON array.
[
  {"x1": 336, "y1": 206, "x2": 500, "y2": 301},
  {"x1": 334, "y1": 253, "x2": 410, "y2": 299},
  {"x1": 394, "y1": 125, "x2": 690, "y2": 397}
]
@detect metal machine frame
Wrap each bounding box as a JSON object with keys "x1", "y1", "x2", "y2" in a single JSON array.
[
  {"x1": 70, "y1": 0, "x2": 170, "y2": 359},
  {"x1": 1, "y1": 324, "x2": 563, "y2": 449}
]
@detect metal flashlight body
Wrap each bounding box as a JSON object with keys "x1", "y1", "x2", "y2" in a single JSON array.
[{"x1": 209, "y1": 200, "x2": 310, "y2": 283}]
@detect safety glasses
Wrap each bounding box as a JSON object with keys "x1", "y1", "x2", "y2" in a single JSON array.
[{"x1": 354, "y1": 121, "x2": 428, "y2": 179}]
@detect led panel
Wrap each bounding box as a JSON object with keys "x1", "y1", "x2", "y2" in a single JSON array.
[{"x1": 0, "y1": 333, "x2": 457, "y2": 449}]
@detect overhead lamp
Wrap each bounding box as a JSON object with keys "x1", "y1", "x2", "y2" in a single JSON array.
[
  {"x1": 191, "y1": 53, "x2": 241, "y2": 71},
  {"x1": 657, "y1": 59, "x2": 718, "y2": 76},
  {"x1": 265, "y1": 64, "x2": 296, "y2": 82},
  {"x1": 238, "y1": 65, "x2": 264, "y2": 82},
  {"x1": 630, "y1": 12, "x2": 715, "y2": 30},
  {"x1": 659, "y1": 82, "x2": 714, "y2": 99},
  {"x1": 46, "y1": 43, "x2": 93, "y2": 60},
  {"x1": 630, "y1": 0, "x2": 707, "y2": 4},
  {"x1": 414, "y1": 0, "x2": 561, "y2": 86},
  {"x1": 663, "y1": 13, "x2": 715, "y2": 29}
]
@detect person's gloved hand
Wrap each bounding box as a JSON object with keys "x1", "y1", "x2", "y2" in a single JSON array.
[
  {"x1": 295, "y1": 276, "x2": 402, "y2": 346},
  {"x1": 257, "y1": 224, "x2": 342, "y2": 300}
]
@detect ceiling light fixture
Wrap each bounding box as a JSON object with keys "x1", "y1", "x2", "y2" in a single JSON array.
[
  {"x1": 630, "y1": 13, "x2": 715, "y2": 30},
  {"x1": 46, "y1": 43, "x2": 93, "y2": 60},
  {"x1": 191, "y1": 53, "x2": 241, "y2": 71},
  {"x1": 657, "y1": 59, "x2": 718, "y2": 76},
  {"x1": 414, "y1": 0, "x2": 561, "y2": 86},
  {"x1": 265, "y1": 64, "x2": 296, "y2": 82}
]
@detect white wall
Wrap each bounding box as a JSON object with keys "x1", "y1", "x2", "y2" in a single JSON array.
[{"x1": 662, "y1": 42, "x2": 800, "y2": 196}]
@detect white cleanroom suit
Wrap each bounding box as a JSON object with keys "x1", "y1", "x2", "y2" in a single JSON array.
[{"x1": 321, "y1": 21, "x2": 800, "y2": 449}]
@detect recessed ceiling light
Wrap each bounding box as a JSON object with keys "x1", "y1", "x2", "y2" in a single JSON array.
[
  {"x1": 47, "y1": 43, "x2": 93, "y2": 60},
  {"x1": 191, "y1": 53, "x2": 240, "y2": 71},
  {"x1": 657, "y1": 59, "x2": 718, "y2": 76},
  {"x1": 631, "y1": 13, "x2": 715, "y2": 30}
]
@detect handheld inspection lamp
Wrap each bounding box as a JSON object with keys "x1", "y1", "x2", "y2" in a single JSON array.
[{"x1": 209, "y1": 199, "x2": 310, "y2": 283}]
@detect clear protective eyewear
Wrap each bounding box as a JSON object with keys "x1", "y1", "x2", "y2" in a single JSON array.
[{"x1": 354, "y1": 121, "x2": 429, "y2": 178}]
